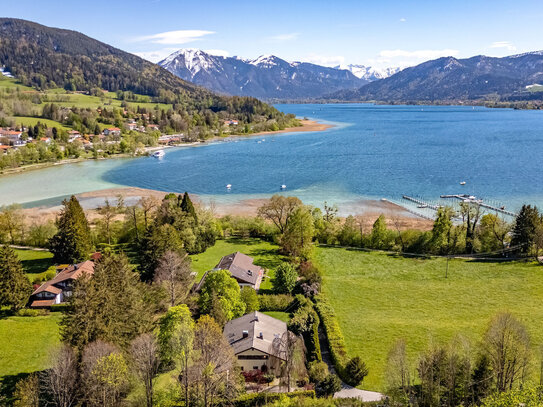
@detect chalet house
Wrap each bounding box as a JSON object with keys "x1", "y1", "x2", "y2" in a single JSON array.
[
  {"x1": 125, "y1": 122, "x2": 138, "y2": 131},
  {"x1": 0, "y1": 129, "x2": 25, "y2": 146},
  {"x1": 147, "y1": 124, "x2": 160, "y2": 131},
  {"x1": 223, "y1": 312, "x2": 288, "y2": 374},
  {"x1": 104, "y1": 127, "x2": 121, "y2": 137},
  {"x1": 224, "y1": 120, "x2": 239, "y2": 126},
  {"x1": 29, "y1": 260, "x2": 95, "y2": 308},
  {"x1": 0, "y1": 145, "x2": 11, "y2": 154}
]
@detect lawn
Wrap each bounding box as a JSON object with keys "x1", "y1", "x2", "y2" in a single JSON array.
[
  {"x1": 8, "y1": 116, "x2": 71, "y2": 131},
  {"x1": 190, "y1": 237, "x2": 285, "y2": 290},
  {"x1": 15, "y1": 249, "x2": 55, "y2": 281},
  {"x1": 262, "y1": 311, "x2": 290, "y2": 323},
  {"x1": 0, "y1": 313, "x2": 61, "y2": 377},
  {"x1": 313, "y1": 247, "x2": 543, "y2": 391}
]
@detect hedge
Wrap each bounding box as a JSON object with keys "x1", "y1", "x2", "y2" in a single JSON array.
[
  {"x1": 50, "y1": 303, "x2": 70, "y2": 312},
  {"x1": 258, "y1": 294, "x2": 294, "y2": 311},
  {"x1": 233, "y1": 390, "x2": 315, "y2": 406},
  {"x1": 314, "y1": 294, "x2": 348, "y2": 381}
]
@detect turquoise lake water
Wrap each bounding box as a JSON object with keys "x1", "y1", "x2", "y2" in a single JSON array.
[{"x1": 1, "y1": 104, "x2": 542, "y2": 212}]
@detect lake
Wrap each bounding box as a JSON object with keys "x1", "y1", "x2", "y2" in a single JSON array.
[{"x1": 1, "y1": 103, "x2": 542, "y2": 214}]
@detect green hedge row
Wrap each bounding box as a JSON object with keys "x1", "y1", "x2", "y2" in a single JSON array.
[
  {"x1": 233, "y1": 390, "x2": 315, "y2": 406},
  {"x1": 258, "y1": 294, "x2": 294, "y2": 311},
  {"x1": 314, "y1": 295, "x2": 348, "y2": 380}
]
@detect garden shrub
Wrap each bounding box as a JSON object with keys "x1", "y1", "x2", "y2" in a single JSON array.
[{"x1": 258, "y1": 294, "x2": 294, "y2": 311}]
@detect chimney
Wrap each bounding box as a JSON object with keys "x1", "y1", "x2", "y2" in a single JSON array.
[
  {"x1": 258, "y1": 332, "x2": 263, "y2": 339},
  {"x1": 242, "y1": 330, "x2": 249, "y2": 338}
]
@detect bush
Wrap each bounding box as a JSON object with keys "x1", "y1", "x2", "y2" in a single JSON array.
[
  {"x1": 315, "y1": 374, "x2": 342, "y2": 398},
  {"x1": 344, "y1": 356, "x2": 369, "y2": 387},
  {"x1": 240, "y1": 286, "x2": 260, "y2": 313},
  {"x1": 314, "y1": 295, "x2": 348, "y2": 380},
  {"x1": 233, "y1": 390, "x2": 316, "y2": 407},
  {"x1": 50, "y1": 303, "x2": 69, "y2": 312},
  {"x1": 258, "y1": 294, "x2": 294, "y2": 311},
  {"x1": 273, "y1": 263, "x2": 298, "y2": 294},
  {"x1": 298, "y1": 261, "x2": 322, "y2": 286},
  {"x1": 16, "y1": 308, "x2": 47, "y2": 317},
  {"x1": 308, "y1": 361, "x2": 329, "y2": 383}
]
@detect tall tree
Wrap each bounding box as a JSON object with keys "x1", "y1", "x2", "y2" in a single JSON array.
[
  {"x1": 0, "y1": 245, "x2": 31, "y2": 311},
  {"x1": 280, "y1": 205, "x2": 315, "y2": 259},
  {"x1": 130, "y1": 334, "x2": 159, "y2": 407},
  {"x1": 154, "y1": 250, "x2": 193, "y2": 307},
  {"x1": 257, "y1": 195, "x2": 302, "y2": 234},
  {"x1": 198, "y1": 270, "x2": 245, "y2": 324},
  {"x1": 42, "y1": 345, "x2": 79, "y2": 407},
  {"x1": 0, "y1": 204, "x2": 24, "y2": 245},
  {"x1": 189, "y1": 315, "x2": 238, "y2": 407},
  {"x1": 157, "y1": 305, "x2": 194, "y2": 404},
  {"x1": 370, "y1": 214, "x2": 389, "y2": 249},
  {"x1": 459, "y1": 202, "x2": 482, "y2": 253},
  {"x1": 139, "y1": 224, "x2": 184, "y2": 281},
  {"x1": 180, "y1": 192, "x2": 197, "y2": 222},
  {"x1": 49, "y1": 196, "x2": 92, "y2": 263},
  {"x1": 511, "y1": 205, "x2": 541, "y2": 254},
  {"x1": 430, "y1": 207, "x2": 457, "y2": 255},
  {"x1": 483, "y1": 312, "x2": 531, "y2": 393},
  {"x1": 61, "y1": 253, "x2": 151, "y2": 351},
  {"x1": 272, "y1": 263, "x2": 298, "y2": 295}
]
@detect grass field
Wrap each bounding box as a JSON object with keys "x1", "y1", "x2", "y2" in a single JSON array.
[
  {"x1": 190, "y1": 237, "x2": 285, "y2": 290},
  {"x1": 15, "y1": 249, "x2": 55, "y2": 281},
  {"x1": 8, "y1": 116, "x2": 71, "y2": 131},
  {"x1": 313, "y1": 246, "x2": 543, "y2": 391},
  {"x1": 0, "y1": 313, "x2": 61, "y2": 377},
  {"x1": 262, "y1": 311, "x2": 290, "y2": 323}
]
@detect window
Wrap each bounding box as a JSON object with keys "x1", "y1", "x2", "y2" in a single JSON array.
[{"x1": 238, "y1": 354, "x2": 268, "y2": 360}]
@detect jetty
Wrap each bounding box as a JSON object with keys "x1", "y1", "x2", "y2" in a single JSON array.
[{"x1": 440, "y1": 194, "x2": 516, "y2": 217}]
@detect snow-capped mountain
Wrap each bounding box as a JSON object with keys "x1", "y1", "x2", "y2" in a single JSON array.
[
  {"x1": 158, "y1": 49, "x2": 370, "y2": 99},
  {"x1": 335, "y1": 64, "x2": 401, "y2": 81}
]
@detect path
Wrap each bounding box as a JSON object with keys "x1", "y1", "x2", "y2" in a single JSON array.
[{"x1": 318, "y1": 326, "x2": 385, "y2": 402}]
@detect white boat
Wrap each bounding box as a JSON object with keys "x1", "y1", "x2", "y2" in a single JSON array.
[
  {"x1": 226, "y1": 184, "x2": 232, "y2": 189},
  {"x1": 152, "y1": 150, "x2": 165, "y2": 158},
  {"x1": 280, "y1": 184, "x2": 286, "y2": 190},
  {"x1": 460, "y1": 181, "x2": 466, "y2": 185}
]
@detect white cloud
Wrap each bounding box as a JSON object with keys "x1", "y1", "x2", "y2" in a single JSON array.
[
  {"x1": 133, "y1": 48, "x2": 178, "y2": 63},
  {"x1": 135, "y1": 29, "x2": 215, "y2": 45},
  {"x1": 299, "y1": 54, "x2": 345, "y2": 67},
  {"x1": 268, "y1": 33, "x2": 299, "y2": 41},
  {"x1": 399, "y1": 17, "x2": 407, "y2": 22},
  {"x1": 490, "y1": 41, "x2": 516, "y2": 52}
]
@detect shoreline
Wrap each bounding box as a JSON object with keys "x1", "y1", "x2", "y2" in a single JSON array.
[
  {"x1": 0, "y1": 119, "x2": 332, "y2": 177},
  {"x1": 20, "y1": 186, "x2": 433, "y2": 231}
]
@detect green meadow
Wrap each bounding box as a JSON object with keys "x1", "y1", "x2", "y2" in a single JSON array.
[
  {"x1": 313, "y1": 246, "x2": 543, "y2": 391},
  {"x1": 190, "y1": 237, "x2": 285, "y2": 290}
]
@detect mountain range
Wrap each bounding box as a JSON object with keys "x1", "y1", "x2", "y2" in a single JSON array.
[
  {"x1": 159, "y1": 49, "x2": 398, "y2": 99},
  {"x1": 328, "y1": 52, "x2": 543, "y2": 102}
]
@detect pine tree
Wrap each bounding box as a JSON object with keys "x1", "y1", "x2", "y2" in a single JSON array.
[
  {"x1": 49, "y1": 196, "x2": 92, "y2": 263},
  {"x1": 0, "y1": 245, "x2": 32, "y2": 311},
  {"x1": 61, "y1": 252, "x2": 151, "y2": 351},
  {"x1": 511, "y1": 205, "x2": 541, "y2": 254},
  {"x1": 179, "y1": 192, "x2": 197, "y2": 222}
]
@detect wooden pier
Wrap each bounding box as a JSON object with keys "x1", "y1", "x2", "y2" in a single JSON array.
[{"x1": 440, "y1": 194, "x2": 516, "y2": 217}]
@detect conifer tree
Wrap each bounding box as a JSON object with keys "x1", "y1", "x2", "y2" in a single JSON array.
[
  {"x1": 511, "y1": 204, "x2": 541, "y2": 254},
  {"x1": 61, "y1": 253, "x2": 151, "y2": 351},
  {"x1": 49, "y1": 196, "x2": 92, "y2": 263},
  {"x1": 179, "y1": 192, "x2": 197, "y2": 222},
  {"x1": 0, "y1": 245, "x2": 32, "y2": 310}
]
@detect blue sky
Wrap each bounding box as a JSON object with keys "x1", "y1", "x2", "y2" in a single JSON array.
[{"x1": 3, "y1": 0, "x2": 543, "y2": 68}]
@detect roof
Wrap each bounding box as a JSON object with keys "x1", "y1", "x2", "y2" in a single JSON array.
[
  {"x1": 106, "y1": 127, "x2": 121, "y2": 131},
  {"x1": 223, "y1": 311, "x2": 288, "y2": 359},
  {"x1": 30, "y1": 299, "x2": 56, "y2": 308},
  {"x1": 0, "y1": 145, "x2": 11, "y2": 150},
  {"x1": 31, "y1": 260, "x2": 95, "y2": 296},
  {"x1": 215, "y1": 252, "x2": 263, "y2": 286}
]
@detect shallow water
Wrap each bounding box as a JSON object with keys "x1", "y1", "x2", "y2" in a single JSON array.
[{"x1": 1, "y1": 103, "x2": 542, "y2": 213}]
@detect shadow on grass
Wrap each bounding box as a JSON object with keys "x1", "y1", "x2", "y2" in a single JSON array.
[
  {"x1": 0, "y1": 373, "x2": 29, "y2": 404},
  {"x1": 0, "y1": 309, "x2": 15, "y2": 320},
  {"x1": 224, "y1": 237, "x2": 263, "y2": 246},
  {"x1": 21, "y1": 257, "x2": 54, "y2": 275}
]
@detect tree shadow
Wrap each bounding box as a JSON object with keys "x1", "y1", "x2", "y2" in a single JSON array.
[
  {"x1": 225, "y1": 237, "x2": 263, "y2": 246},
  {"x1": 0, "y1": 309, "x2": 15, "y2": 320},
  {"x1": 0, "y1": 373, "x2": 29, "y2": 404},
  {"x1": 21, "y1": 257, "x2": 55, "y2": 275}
]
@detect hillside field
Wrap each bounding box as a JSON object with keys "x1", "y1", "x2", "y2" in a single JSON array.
[{"x1": 313, "y1": 246, "x2": 543, "y2": 391}]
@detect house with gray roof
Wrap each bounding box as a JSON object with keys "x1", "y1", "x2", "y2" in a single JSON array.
[
  {"x1": 223, "y1": 311, "x2": 288, "y2": 374},
  {"x1": 196, "y1": 252, "x2": 264, "y2": 291}
]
